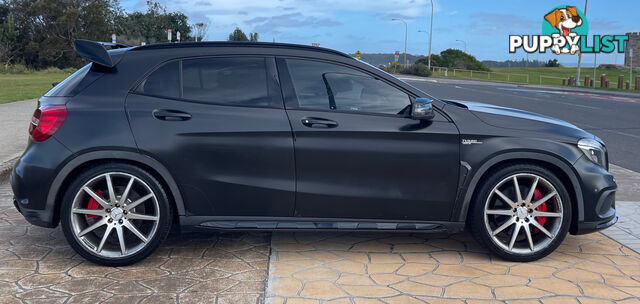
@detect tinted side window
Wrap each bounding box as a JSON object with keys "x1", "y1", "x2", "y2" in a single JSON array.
[
  {"x1": 139, "y1": 61, "x2": 180, "y2": 98},
  {"x1": 286, "y1": 59, "x2": 410, "y2": 115},
  {"x1": 45, "y1": 64, "x2": 92, "y2": 97},
  {"x1": 182, "y1": 57, "x2": 270, "y2": 106},
  {"x1": 325, "y1": 73, "x2": 411, "y2": 114}
]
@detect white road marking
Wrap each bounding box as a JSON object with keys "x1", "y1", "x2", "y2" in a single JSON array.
[{"x1": 397, "y1": 77, "x2": 438, "y2": 83}]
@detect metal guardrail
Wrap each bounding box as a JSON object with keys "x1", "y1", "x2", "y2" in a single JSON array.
[
  {"x1": 428, "y1": 66, "x2": 530, "y2": 84},
  {"x1": 538, "y1": 75, "x2": 606, "y2": 86},
  {"x1": 423, "y1": 66, "x2": 637, "y2": 90}
]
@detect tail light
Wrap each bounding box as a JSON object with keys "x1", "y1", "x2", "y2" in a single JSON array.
[{"x1": 29, "y1": 105, "x2": 67, "y2": 142}]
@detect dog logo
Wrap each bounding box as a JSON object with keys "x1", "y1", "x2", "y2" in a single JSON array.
[
  {"x1": 509, "y1": 6, "x2": 627, "y2": 55},
  {"x1": 543, "y1": 6, "x2": 587, "y2": 54},
  {"x1": 545, "y1": 6, "x2": 583, "y2": 37}
]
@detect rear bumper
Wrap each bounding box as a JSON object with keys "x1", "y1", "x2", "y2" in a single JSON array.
[{"x1": 10, "y1": 137, "x2": 73, "y2": 228}]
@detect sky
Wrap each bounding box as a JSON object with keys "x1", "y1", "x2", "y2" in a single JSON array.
[{"x1": 119, "y1": 0, "x2": 640, "y2": 66}]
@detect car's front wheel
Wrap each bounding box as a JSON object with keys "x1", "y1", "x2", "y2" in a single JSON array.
[
  {"x1": 60, "y1": 163, "x2": 172, "y2": 266},
  {"x1": 469, "y1": 164, "x2": 571, "y2": 262}
]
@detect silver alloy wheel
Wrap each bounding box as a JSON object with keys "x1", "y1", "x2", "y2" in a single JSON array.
[
  {"x1": 69, "y1": 172, "x2": 160, "y2": 258},
  {"x1": 483, "y1": 173, "x2": 563, "y2": 254}
]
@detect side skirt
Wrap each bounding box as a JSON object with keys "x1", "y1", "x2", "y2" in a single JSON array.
[{"x1": 179, "y1": 216, "x2": 465, "y2": 233}]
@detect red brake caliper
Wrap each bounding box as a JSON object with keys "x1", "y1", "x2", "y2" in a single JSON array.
[
  {"x1": 533, "y1": 188, "x2": 547, "y2": 233},
  {"x1": 86, "y1": 190, "x2": 104, "y2": 218}
]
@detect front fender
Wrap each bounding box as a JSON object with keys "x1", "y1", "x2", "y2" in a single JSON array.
[{"x1": 452, "y1": 149, "x2": 584, "y2": 224}]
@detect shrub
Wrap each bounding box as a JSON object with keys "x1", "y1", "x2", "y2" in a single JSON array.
[
  {"x1": 402, "y1": 63, "x2": 432, "y2": 77},
  {"x1": 378, "y1": 63, "x2": 432, "y2": 77},
  {"x1": 2, "y1": 64, "x2": 29, "y2": 74}
]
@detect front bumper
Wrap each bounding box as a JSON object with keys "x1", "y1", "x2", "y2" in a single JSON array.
[
  {"x1": 572, "y1": 155, "x2": 618, "y2": 235},
  {"x1": 10, "y1": 137, "x2": 73, "y2": 228}
]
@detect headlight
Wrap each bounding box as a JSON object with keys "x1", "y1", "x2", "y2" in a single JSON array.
[{"x1": 578, "y1": 138, "x2": 607, "y2": 168}]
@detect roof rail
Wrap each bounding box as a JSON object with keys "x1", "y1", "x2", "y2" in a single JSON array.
[
  {"x1": 132, "y1": 41, "x2": 352, "y2": 59},
  {"x1": 74, "y1": 39, "x2": 131, "y2": 68}
]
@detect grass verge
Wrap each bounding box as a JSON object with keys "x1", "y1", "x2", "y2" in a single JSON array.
[
  {"x1": 0, "y1": 69, "x2": 74, "y2": 104},
  {"x1": 430, "y1": 66, "x2": 640, "y2": 94}
]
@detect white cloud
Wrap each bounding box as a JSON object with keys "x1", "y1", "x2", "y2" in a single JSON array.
[{"x1": 125, "y1": 0, "x2": 439, "y2": 36}]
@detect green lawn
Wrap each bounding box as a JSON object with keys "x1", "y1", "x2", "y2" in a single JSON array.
[
  {"x1": 431, "y1": 66, "x2": 639, "y2": 93},
  {"x1": 0, "y1": 70, "x2": 74, "y2": 104}
]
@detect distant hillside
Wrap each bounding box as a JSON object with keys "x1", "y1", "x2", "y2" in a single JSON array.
[
  {"x1": 482, "y1": 59, "x2": 549, "y2": 68},
  {"x1": 350, "y1": 53, "x2": 425, "y2": 66}
]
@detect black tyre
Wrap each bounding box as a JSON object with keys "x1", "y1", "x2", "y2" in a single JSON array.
[
  {"x1": 468, "y1": 163, "x2": 571, "y2": 262},
  {"x1": 60, "y1": 163, "x2": 172, "y2": 266}
]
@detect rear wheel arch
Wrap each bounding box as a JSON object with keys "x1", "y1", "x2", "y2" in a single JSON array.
[
  {"x1": 455, "y1": 152, "x2": 583, "y2": 234},
  {"x1": 47, "y1": 150, "x2": 185, "y2": 227}
]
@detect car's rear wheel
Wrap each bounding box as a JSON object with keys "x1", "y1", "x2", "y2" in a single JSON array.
[
  {"x1": 60, "y1": 163, "x2": 172, "y2": 266},
  {"x1": 469, "y1": 164, "x2": 571, "y2": 262}
]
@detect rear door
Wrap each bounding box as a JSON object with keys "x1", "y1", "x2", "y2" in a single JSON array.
[
  {"x1": 126, "y1": 56, "x2": 295, "y2": 217},
  {"x1": 278, "y1": 58, "x2": 460, "y2": 221}
]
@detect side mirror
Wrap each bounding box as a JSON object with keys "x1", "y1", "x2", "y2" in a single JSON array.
[{"x1": 411, "y1": 97, "x2": 435, "y2": 120}]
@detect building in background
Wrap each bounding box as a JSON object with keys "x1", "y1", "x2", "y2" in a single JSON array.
[{"x1": 625, "y1": 32, "x2": 640, "y2": 67}]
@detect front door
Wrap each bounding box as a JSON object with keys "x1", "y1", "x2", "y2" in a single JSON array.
[
  {"x1": 126, "y1": 56, "x2": 295, "y2": 217},
  {"x1": 278, "y1": 58, "x2": 460, "y2": 221}
]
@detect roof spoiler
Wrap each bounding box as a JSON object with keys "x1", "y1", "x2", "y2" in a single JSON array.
[{"x1": 74, "y1": 39, "x2": 131, "y2": 68}]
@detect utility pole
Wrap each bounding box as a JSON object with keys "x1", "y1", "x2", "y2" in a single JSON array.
[
  {"x1": 392, "y1": 18, "x2": 408, "y2": 65},
  {"x1": 575, "y1": 0, "x2": 588, "y2": 86},
  {"x1": 456, "y1": 39, "x2": 467, "y2": 53},
  {"x1": 631, "y1": 49, "x2": 634, "y2": 88},
  {"x1": 593, "y1": 52, "x2": 597, "y2": 88},
  {"x1": 427, "y1": 0, "x2": 434, "y2": 69},
  {"x1": 418, "y1": 30, "x2": 429, "y2": 55}
]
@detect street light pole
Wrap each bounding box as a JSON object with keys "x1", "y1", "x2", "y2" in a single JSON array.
[
  {"x1": 427, "y1": 0, "x2": 434, "y2": 70},
  {"x1": 593, "y1": 52, "x2": 597, "y2": 88},
  {"x1": 392, "y1": 18, "x2": 408, "y2": 65},
  {"x1": 418, "y1": 30, "x2": 429, "y2": 55},
  {"x1": 455, "y1": 39, "x2": 467, "y2": 53},
  {"x1": 575, "y1": 0, "x2": 588, "y2": 86}
]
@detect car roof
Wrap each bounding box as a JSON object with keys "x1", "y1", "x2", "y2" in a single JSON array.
[{"x1": 129, "y1": 41, "x2": 353, "y2": 59}]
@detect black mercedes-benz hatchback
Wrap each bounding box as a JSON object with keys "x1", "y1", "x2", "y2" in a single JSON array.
[{"x1": 10, "y1": 40, "x2": 617, "y2": 265}]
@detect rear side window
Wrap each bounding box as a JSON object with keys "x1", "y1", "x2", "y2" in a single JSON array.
[
  {"x1": 45, "y1": 64, "x2": 93, "y2": 97},
  {"x1": 138, "y1": 61, "x2": 180, "y2": 98},
  {"x1": 182, "y1": 57, "x2": 270, "y2": 106},
  {"x1": 137, "y1": 57, "x2": 271, "y2": 107}
]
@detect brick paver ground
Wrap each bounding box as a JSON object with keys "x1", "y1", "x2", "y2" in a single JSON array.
[
  {"x1": 603, "y1": 201, "x2": 640, "y2": 254},
  {"x1": 266, "y1": 231, "x2": 640, "y2": 303},
  {"x1": 0, "y1": 184, "x2": 270, "y2": 304}
]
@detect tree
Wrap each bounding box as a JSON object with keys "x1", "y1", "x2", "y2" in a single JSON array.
[
  {"x1": 545, "y1": 59, "x2": 561, "y2": 67},
  {"x1": 228, "y1": 27, "x2": 259, "y2": 42},
  {"x1": 228, "y1": 27, "x2": 249, "y2": 41},
  {"x1": 4, "y1": 0, "x2": 121, "y2": 68},
  {"x1": 416, "y1": 49, "x2": 490, "y2": 71},
  {"x1": 192, "y1": 22, "x2": 209, "y2": 42},
  {"x1": 249, "y1": 32, "x2": 258, "y2": 42},
  {"x1": 0, "y1": 4, "x2": 18, "y2": 67},
  {"x1": 116, "y1": 1, "x2": 192, "y2": 44},
  {"x1": 2, "y1": 0, "x2": 195, "y2": 68}
]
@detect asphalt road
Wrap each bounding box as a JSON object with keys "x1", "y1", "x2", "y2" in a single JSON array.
[{"x1": 403, "y1": 77, "x2": 640, "y2": 172}]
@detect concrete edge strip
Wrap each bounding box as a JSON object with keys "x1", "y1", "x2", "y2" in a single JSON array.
[
  {"x1": 600, "y1": 231, "x2": 640, "y2": 255},
  {"x1": 0, "y1": 157, "x2": 18, "y2": 185},
  {"x1": 520, "y1": 84, "x2": 640, "y2": 98}
]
